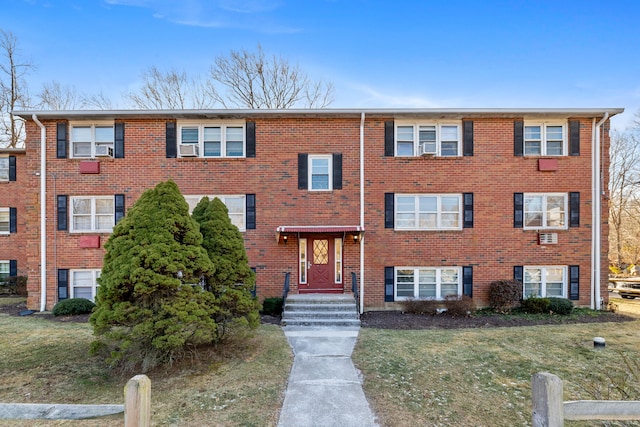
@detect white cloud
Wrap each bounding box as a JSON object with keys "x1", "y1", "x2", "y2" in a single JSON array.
[{"x1": 103, "y1": 0, "x2": 298, "y2": 32}]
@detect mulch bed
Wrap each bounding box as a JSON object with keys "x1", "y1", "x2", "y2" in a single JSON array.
[{"x1": 1, "y1": 297, "x2": 635, "y2": 329}]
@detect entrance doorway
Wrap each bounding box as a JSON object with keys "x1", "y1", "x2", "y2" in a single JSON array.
[{"x1": 298, "y1": 235, "x2": 343, "y2": 293}]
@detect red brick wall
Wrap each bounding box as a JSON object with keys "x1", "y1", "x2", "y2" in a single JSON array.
[
  {"x1": 0, "y1": 150, "x2": 28, "y2": 283},
  {"x1": 21, "y1": 115, "x2": 610, "y2": 311}
]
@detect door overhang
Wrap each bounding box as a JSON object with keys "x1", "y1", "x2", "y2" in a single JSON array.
[{"x1": 275, "y1": 225, "x2": 364, "y2": 243}]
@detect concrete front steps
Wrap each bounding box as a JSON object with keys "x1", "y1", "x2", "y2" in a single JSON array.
[{"x1": 281, "y1": 294, "x2": 360, "y2": 327}]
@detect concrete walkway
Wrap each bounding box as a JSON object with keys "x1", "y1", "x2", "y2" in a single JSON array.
[{"x1": 277, "y1": 326, "x2": 378, "y2": 427}]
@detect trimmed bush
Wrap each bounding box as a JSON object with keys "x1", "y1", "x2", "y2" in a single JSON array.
[
  {"x1": 400, "y1": 298, "x2": 440, "y2": 315},
  {"x1": 52, "y1": 298, "x2": 96, "y2": 316},
  {"x1": 520, "y1": 296, "x2": 550, "y2": 314},
  {"x1": 443, "y1": 295, "x2": 475, "y2": 317},
  {"x1": 488, "y1": 279, "x2": 523, "y2": 313},
  {"x1": 548, "y1": 297, "x2": 574, "y2": 315},
  {"x1": 261, "y1": 297, "x2": 283, "y2": 316}
]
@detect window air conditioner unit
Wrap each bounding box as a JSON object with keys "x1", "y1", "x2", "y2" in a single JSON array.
[
  {"x1": 179, "y1": 144, "x2": 199, "y2": 157},
  {"x1": 418, "y1": 142, "x2": 437, "y2": 156},
  {"x1": 538, "y1": 232, "x2": 558, "y2": 245},
  {"x1": 95, "y1": 146, "x2": 113, "y2": 157}
]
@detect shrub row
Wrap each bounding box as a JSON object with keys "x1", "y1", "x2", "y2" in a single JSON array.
[{"x1": 400, "y1": 295, "x2": 475, "y2": 317}]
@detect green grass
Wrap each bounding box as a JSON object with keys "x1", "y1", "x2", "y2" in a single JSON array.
[
  {"x1": 0, "y1": 301, "x2": 292, "y2": 426},
  {"x1": 353, "y1": 320, "x2": 640, "y2": 427},
  {"x1": 4, "y1": 296, "x2": 640, "y2": 426}
]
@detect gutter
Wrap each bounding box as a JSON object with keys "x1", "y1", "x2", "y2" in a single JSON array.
[
  {"x1": 32, "y1": 114, "x2": 47, "y2": 312},
  {"x1": 359, "y1": 112, "x2": 365, "y2": 314},
  {"x1": 592, "y1": 113, "x2": 609, "y2": 310}
]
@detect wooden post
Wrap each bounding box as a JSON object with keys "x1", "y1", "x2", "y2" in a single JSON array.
[
  {"x1": 532, "y1": 372, "x2": 564, "y2": 427},
  {"x1": 124, "y1": 375, "x2": 151, "y2": 427}
]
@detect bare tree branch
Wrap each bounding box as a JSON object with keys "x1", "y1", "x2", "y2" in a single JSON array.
[
  {"x1": 0, "y1": 29, "x2": 33, "y2": 147},
  {"x1": 209, "y1": 44, "x2": 334, "y2": 109},
  {"x1": 124, "y1": 66, "x2": 214, "y2": 109}
]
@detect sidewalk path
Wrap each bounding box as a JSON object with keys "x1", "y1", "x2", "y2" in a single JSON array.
[{"x1": 277, "y1": 327, "x2": 378, "y2": 427}]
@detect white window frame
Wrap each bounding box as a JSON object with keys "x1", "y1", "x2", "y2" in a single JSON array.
[
  {"x1": 184, "y1": 195, "x2": 247, "y2": 231},
  {"x1": 0, "y1": 208, "x2": 9, "y2": 235},
  {"x1": 0, "y1": 156, "x2": 8, "y2": 181},
  {"x1": 178, "y1": 120, "x2": 246, "y2": 158},
  {"x1": 395, "y1": 121, "x2": 462, "y2": 157},
  {"x1": 0, "y1": 260, "x2": 9, "y2": 281},
  {"x1": 523, "y1": 266, "x2": 567, "y2": 298},
  {"x1": 70, "y1": 269, "x2": 101, "y2": 302},
  {"x1": 69, "y1": 121, "x2": 115, "y2": 159},
  {"x1": 308, "y1": 154, "x2": 333, "y2": 191},
  {"x1": 395, "y1": 194, "x2": 462, "y2": 230},
  {"x1": 299, "y1": 238, "x2": 307, "y2": 284},
  {"x1": 395, "y1": 266, "x2": 462, "y2": 300},
  {"x1": 69, "y1": 196, "x2": 115, "y2": 233},
  {"x1": 523, "y1": 122, "x2": 566, "y2": 156},
  {"x1": 523, "y1": 193, "x2": 567, "y2": 230},
  {"x1": 335, "y1": 238, "x2": 343, "y2": 284}
]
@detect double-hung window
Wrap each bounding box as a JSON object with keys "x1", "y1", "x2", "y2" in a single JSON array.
[
  {"x1": 70, "y1": 196, "x2": 114, "y2": 232},
  {"x1": 396, "y1": 122, "x2": 461, "y2": 157},
  {"x1": 184, "y1": 195, "x2": 247, "y2": 231},
  {"x1": 0, "y1": 157, "x2": 8, "y2": 181},
  {"x1": 179, "y1": 122, "x2": 245, "y2": 158},
  {"x1": 309, "y1": 155, "x2": 332, "y2": 191},
  {"x1": 523, "y1": 266, "x2": 566, "y2": 298},
  {"x1": 0, "y1": 208, "x2": 9, "y2": 234},
  {"x1": 395, "y1": 194, "x2": 461, "y2": 230},
  {"x1": 524, "y1": 123, "x2": 565, "y2": 156},
  {"x1": 524, "y1": 193, "x2": 566, "y2": 229},
  {"x1": 0, "y1": 261, "x2": 9, "y2": 281},
  {"x1": 395, "y1": 267, "x2": 461, "y2": 300},
  {"x1": 70, "y1": 269, "x2": 101, "y2": 301},
  {"x1": 70, "y1": 123, "x2": 115, "y2": 158}
]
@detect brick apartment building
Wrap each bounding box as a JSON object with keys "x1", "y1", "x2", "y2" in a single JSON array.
[{"x1": 5, "y1": 108, "x2": 623, "y2": 312}]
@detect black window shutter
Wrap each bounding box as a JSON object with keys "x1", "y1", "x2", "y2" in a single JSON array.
[
  {"x1": 57, "y1": 195, "x2": 68, "y2": 231},
  {"x1": 463, "y1": 266, "x2": 473, "y2": 297},
  {"x1": 385, "y1": 266, "x2": 395, "y2": 302},
  {"x1": 463, "y1": 193, "x2": 474, "y2": 228},
  {"x1": 246, "y1": 194, "x2": 256, "y2": 230},
  {"x1": 246, "y1": 121, "x2": 256, "y2": 158},
  {"x1": 57, "y1": 269, "x2": 69, "y2": 300},
  {"x1": 56, "y1": 123, "x2": 67, "y2": 159},
  {"x1": 384, "y1": 121, "x2": 394, "y2": 156},
  {"x1": 166, "y1": 121, "x2": 177, "y2": 158},
  {"x1": 333, "y1": 153, "x2": 342, "y2": 190},
  {"x1": 8, "y1": 156, "x2": 16, "y2": 181},
  {"x1": 114, "y1": 194, "x2": 125, "y2": 224},
  {"x1": 114, "y1": 122, "x2": 125, "y2": 158},
  {"x1": 384, "y1": 193, "x2": 395, "y2": 229},
  {"x1": 569, "y1": 265, "x2": 579, "y2": 300},
  {"x1": 10, "y1": 260, "x2": 17, "y2": 277},
  {"x1": 463, "y1": 120, "x2": 474, "y2": 156},
  {"x1": 514, "y1": 193, "x2": 524, "y2": 228},
  {"x1": 514, "y1": 120, "x2": 524, "y2": 156},
  {"x1": 9, "y1": 207, "x2": 16, "y2": 233},
  {"x1": 298, "y1": 153, "x2": 308, "y2": 190},
  {"x1": 569, "y1": 192, "x2": 580, "y2": 227},
  {"x1": 514, "y1": 266, "x2": 524, "y2": 284},
  {"x1": 569, "y1": 120, "x2": 580, "y2": 156}
]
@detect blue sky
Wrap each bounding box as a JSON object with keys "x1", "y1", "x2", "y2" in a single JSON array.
[{"x1": 2, "y1": 0, "x2": 639, "y2": 129}]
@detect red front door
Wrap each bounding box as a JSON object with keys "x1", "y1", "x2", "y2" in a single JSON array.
[{"x1": 300, "y1": 236, "x2": 343, "y2": 293}]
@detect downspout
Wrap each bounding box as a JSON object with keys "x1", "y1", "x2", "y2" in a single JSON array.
[
  {"x1": 592, "y1": 112, "x2": 609, "y2": 310},
  {"x1": 32, "y1": 114, "x2": 47, "y2": 312},
  {"x1": 359, "y1": 112, "x2": 365, "y2": 314}
]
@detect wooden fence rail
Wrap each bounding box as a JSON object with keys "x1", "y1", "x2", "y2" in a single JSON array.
[
  {"x1": 0, "y1": 374, "x2": 150, "y2": 426},
  {"x1": 532, "y1": 372, "x2": 640, "y2": 426}
]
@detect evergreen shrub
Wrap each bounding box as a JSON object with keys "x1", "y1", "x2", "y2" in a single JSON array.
[{"x1": 52, "y1": 298, "x2": 96, "y2": 316}]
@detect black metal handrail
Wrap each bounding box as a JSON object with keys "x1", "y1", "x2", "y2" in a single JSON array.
[
  {"x1": 282, "y1": 272, "x2": 290, "y2": 312},
  {"x1": 351, "y1": 272, "x2": 360, "y2": 317}
]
